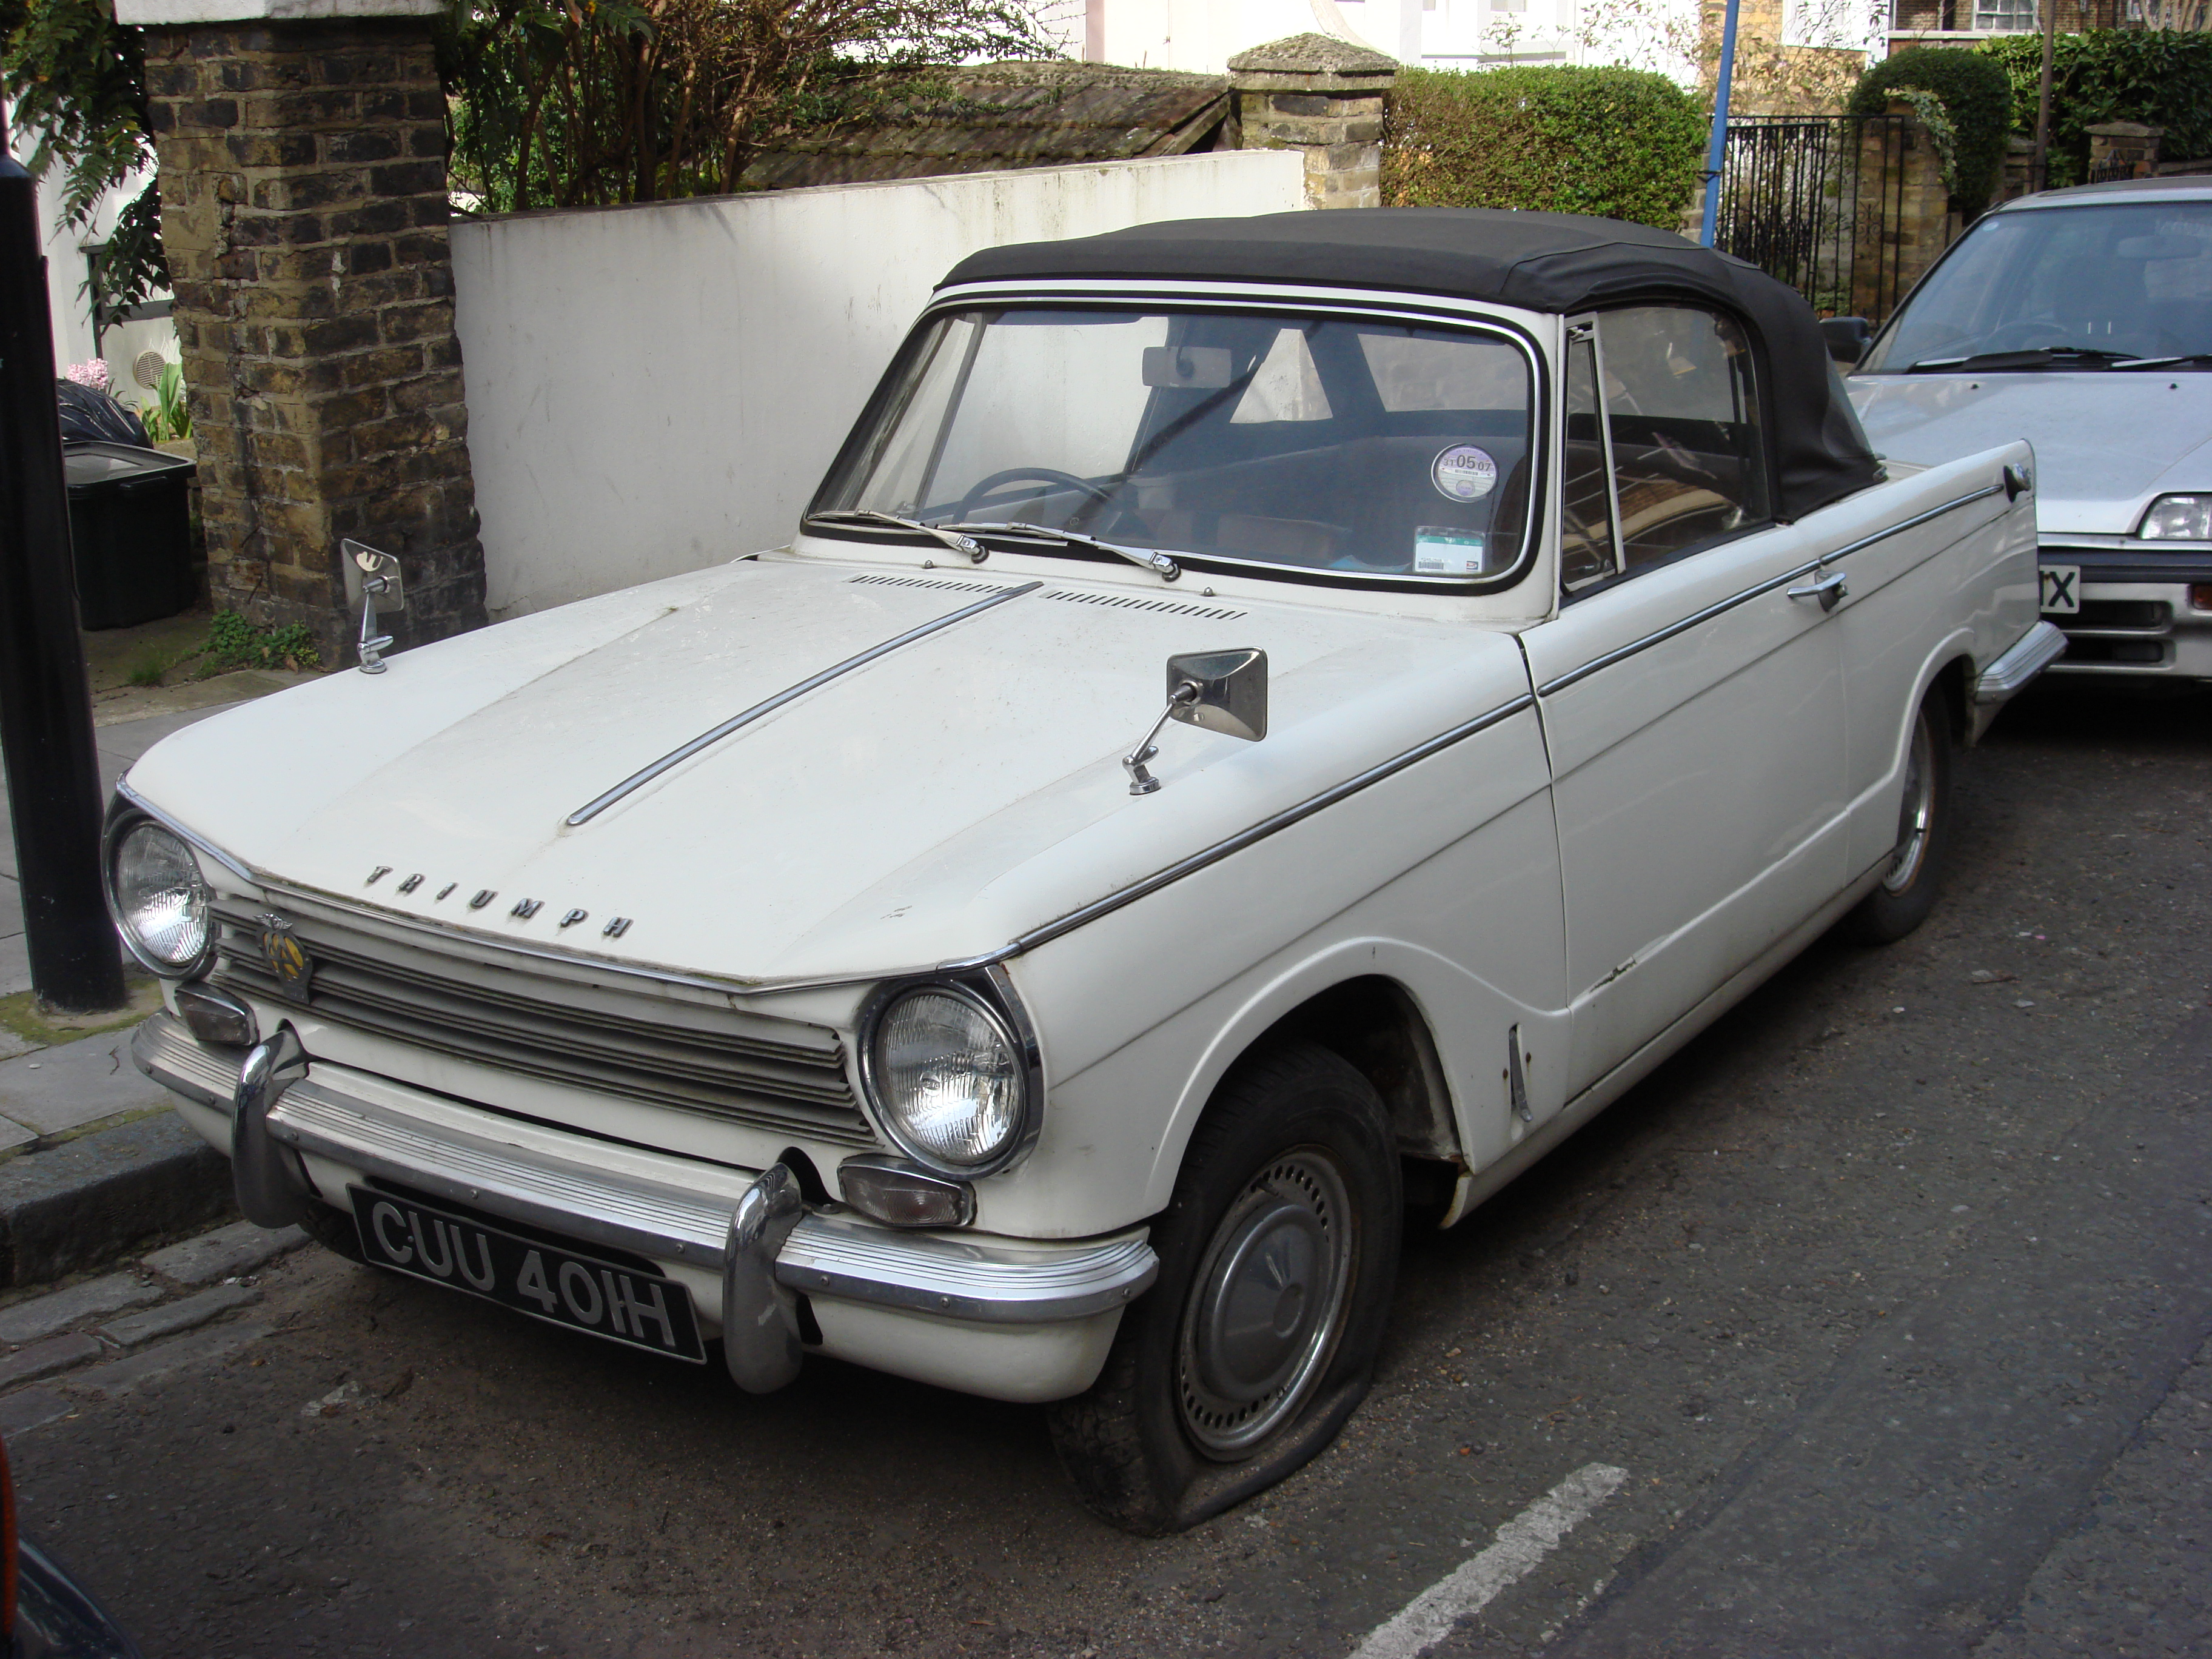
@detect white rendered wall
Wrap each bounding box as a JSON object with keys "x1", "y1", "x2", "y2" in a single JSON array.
[
  {"x1": 452, "y1": 150, "x2": 1307, "y2": 618},
  {"x1": 1085, "y1": 0, "x2": 1419, "y2": 70}
]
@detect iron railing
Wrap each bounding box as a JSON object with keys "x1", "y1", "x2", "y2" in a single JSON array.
[{"x1": 1714, "y1": 115, "x2": 1915, "y2": 324}]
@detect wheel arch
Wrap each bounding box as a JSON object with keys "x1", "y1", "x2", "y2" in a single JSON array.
[{"x1": 1140, "y1": 946, "x2": 1479, "y2": 1219}]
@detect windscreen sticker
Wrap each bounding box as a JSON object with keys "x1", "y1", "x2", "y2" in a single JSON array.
[
  {"x1": 1414, "y1": 529, "x2": 1487, "y2": 576},
  {"x1": 1432, "y1": 444, "x2": 1498, "y2": 501}
]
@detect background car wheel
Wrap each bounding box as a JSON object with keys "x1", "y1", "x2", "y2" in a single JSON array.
[
  {"x1": 1047, "y1": 1041, "x2": 1401, "y2": 1534},
  {"x1": 1842, "y1": 685, "x2": 1954, "y2": 945}
]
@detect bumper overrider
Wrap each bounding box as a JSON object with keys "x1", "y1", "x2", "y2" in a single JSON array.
[{"x1": 133, "y1": 1011, "x2": 1158, "y2": 1403}]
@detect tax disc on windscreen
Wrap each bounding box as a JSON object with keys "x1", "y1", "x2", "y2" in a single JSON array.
[{"x1": 1432, "y1": 444, "x2": 1498, "y2": 501}]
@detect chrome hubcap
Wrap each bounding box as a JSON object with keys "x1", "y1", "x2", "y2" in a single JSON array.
[
  {"x1": 1882, "y1": 711, "x2": 1937, "y2": 896},
  {"x1": 1177, "y1": 1150, "x2": 1352, "y2": 1458}
]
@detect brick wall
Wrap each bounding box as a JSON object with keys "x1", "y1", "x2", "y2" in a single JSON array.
[
  {"x1": 142, "y1": 18, "x2": 484, "y2": 660},
  {"x1": 1228, "y1": 35, "x2": 1396, "y2": 211}
]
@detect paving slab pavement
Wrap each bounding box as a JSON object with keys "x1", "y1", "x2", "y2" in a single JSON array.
[{"x1": 0, "y1": 1028, "x2": 170, "y2": 1137}]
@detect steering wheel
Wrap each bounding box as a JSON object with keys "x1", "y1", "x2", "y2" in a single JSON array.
[{"x1": 956, "y1": 467, "x2": 1117, "y2": 522}]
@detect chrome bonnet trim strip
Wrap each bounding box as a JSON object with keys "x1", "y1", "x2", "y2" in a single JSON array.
[
  {"x1": 258, "y1": 1064, "x2": 1153, "y2": 1324},
  {"x1": 1006, "y1": 692, "x2": 1539, "y2": 956},
  {"x1": 1537, "y1": 483, "x2": 2009, "y2": 699},
  {"x1": 113, "y1": 780, "x2": 258, "y2": 885},
  {"x1": 566, "y1": 580, "x2": 1042, "y2": 827}
]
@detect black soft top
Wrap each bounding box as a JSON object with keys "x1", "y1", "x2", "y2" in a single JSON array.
[{"x1": 942, "y1": 207, "x2": 1882, "y2": 523}]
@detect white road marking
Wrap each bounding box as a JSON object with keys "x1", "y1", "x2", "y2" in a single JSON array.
[{"x1": 1350, "y1": 1461, "x2": 1629, "y2": 1659}]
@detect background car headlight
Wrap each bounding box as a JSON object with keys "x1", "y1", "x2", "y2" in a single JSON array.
[
  {"x1": 110, "y1": 820, "x2": 212, "y2": 976},
  {"x1": 2139, "y1": 494, "x2": 2212, "y2": 539},
  {"x1": 865, "y1": 985, "x2": 1028, "y2": 1173}
]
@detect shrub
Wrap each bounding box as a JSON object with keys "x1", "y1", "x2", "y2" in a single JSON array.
[
  {"x1": 1848, "y1": 47, "x2": 2014, "y2": 216},
  {"x1": 1381, "y1": 65, "x2": 1705, "y2": 230},
  {"x1": 1980, "y1": 29, "x2": 2212, "y2": 189}
]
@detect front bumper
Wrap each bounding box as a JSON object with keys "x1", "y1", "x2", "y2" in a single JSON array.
[
  {"x1": 2039, "y1": 546, "x2": 2212, "y2": 680},
  {"x1": 133, "y1": 1012, "x2": 1155, "y2": 1403}
]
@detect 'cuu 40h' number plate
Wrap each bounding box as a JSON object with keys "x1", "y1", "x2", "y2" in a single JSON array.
[{"x1": 352, "y1": 1189, "x2": 706, "y2": 1363}]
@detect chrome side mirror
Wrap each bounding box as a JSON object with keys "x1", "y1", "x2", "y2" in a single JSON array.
[
  {"x1": 1123, "y1": 648, "x2": 1268, "y2": 795},
  {"x1": 342, "y1": 539, "x2": 404, "y2": 674}
]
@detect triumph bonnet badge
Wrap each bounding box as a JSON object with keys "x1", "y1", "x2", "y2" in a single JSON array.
[{"x1": 258, "y1": 913, "x2": 315, "y2": 1003}]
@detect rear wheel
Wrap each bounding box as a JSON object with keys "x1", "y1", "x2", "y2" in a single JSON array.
[
  {"x1": 1842, "y1": 686, "x2": 1954, "y2": 945},
  {"x1": 1047, "y1": 1042, "x2": 1401, "y2": 1533}
]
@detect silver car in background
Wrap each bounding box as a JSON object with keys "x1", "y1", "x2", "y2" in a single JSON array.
[{"x1": 1849, "y1": 175, "x2": 2212, "y2": 684}]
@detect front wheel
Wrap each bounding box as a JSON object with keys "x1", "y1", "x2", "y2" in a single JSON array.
[
  {"x1": 1841, "y1": 686, "x2": 1954, "y2": 945},
  {"x1": 1047, "y1": 1042, "x2": 1401, "y2": 1534}
]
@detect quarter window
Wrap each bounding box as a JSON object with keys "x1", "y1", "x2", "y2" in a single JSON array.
[{"x1": 1601, "y1": 306, "x2": 1770, "y2": 571}]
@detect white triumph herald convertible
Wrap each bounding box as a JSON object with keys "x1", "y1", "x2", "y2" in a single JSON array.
[{"x1": 116, "y1": 209, "x2": 2059, "y2": 1532}]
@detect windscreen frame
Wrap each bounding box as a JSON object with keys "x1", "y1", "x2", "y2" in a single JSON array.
[{"x1": 806, "y1": 286, "x2": 1552, "y2": 598}]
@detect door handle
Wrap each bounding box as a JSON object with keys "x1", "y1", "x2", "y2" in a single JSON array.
[{"x1": 1787, "y1": 569, "x2": 1848, "y2": 612}]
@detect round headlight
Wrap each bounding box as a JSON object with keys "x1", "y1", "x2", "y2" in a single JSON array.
[
  {"x1": 866, "y1": 987, "x2": 1027, "y2": 1173},
  {"x1": 110, "y1": 820, "x2": 211, "y2": 975}
]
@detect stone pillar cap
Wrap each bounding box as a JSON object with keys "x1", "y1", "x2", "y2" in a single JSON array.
[
  {"x1": 117, "y1": 0, "x2": 438, "y2": 24},
  {"x1": 2084, "y1": 120, "x2": 2165, "y2": 136},
  {"x1": 1228, "y1": 32, "x2": 1399, "y2": 78}
]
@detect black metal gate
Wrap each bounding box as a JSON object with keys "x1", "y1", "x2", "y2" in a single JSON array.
[{"x1": 1714, "y1": 115, "x2": 1912, "y2": 323}]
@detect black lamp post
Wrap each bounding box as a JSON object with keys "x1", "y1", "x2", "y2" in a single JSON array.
[{"x1": 0, "y1": 152, "x2": 127, "y2": 1013}]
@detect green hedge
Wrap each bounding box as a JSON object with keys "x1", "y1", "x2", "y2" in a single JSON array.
[
  {"x1": 1381, "y1": 65, "x2": 1704, "y2": 230},
  {"x1": 1981, "y1": 29, "x2": 2212, "y2": 189},
  {"x1": 1848, "y1": 48, "x2": 2014, "y2": 216}
]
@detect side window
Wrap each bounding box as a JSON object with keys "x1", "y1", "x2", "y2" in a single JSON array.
[
  {"x1": 1559, "y1": 321, "x2": 1618, "y2": 591},
  {"x1": 1598, "y1": 306, "x2": 1771, "y2": 570}
]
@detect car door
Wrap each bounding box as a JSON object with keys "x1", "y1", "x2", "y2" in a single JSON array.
[{"x1": 1520, "y1": 306, "x2": 1851, "y2": 1101}]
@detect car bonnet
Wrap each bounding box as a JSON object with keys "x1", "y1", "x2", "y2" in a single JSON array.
[{"x1": 124, "y1": 556, "x2": 1533, "y2": 985}]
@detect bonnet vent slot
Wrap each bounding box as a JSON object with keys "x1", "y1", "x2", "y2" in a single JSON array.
[
  {"x1": 846, "y1": 574, "x2": 1011, "y2": 595},
  {"x1": 1040, "y1": 589, "x2": 1245, "y2": 620}
]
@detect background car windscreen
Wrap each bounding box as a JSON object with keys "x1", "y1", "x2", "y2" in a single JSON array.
[
  {"x1": 1862, "y1": 200, "x2": 2212, "y2": 370},
  {"x1": 816, "y1": 307, "x2": 1534, "y2": 580}
]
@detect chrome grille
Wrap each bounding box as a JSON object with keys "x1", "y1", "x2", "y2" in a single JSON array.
[{"x1": 210, "y1": 903, "x2": 874, "y2": 1147}]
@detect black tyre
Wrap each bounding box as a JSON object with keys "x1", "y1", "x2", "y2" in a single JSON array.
[
  {"x1": 1842, "y1": 686, "x2": 1954, "y2": 945},
  {"x1": 1047, "y1": 1041, "x2": 1401, "y2": 1534},
  {"x1": 295, "y1": 1197, "x2": 366, "y2": 1263}
]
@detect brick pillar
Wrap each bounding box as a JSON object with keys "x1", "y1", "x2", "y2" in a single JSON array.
[
  {"x1": 2086, "y1": 121, "x2": 2165, "y2": 180},
  {"x1": 1227, "y1": 33, "x2": 1397, "y2": 210},
  {"x1": 118, "y1": 0, "x2": 486, "y2": 663},
  {"x1": 1854, "y1": 102, "x2": 1951, "y2": 321}
]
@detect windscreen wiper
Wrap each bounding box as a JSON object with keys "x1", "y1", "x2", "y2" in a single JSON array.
[
  {"x1": 1905, "y1": 347, "x2": 2136, "y2": 373},
  {"x1": 941, "y1": 520, "x2": 1182, "y2": 583},
  {"x1": 2113, "y1": 352, "x2": 2212, "y2": 370},
  {"x1": 803, "y1": 509, "x2": 987, "y2": 563}
]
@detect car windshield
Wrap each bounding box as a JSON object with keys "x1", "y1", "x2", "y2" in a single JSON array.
[
  {"x1": 1861, "y1": 199, "x2": 2212, "y2": 372},
  {"x1": 809, "y1": 306, "x2": 1536, "y2": 585}
]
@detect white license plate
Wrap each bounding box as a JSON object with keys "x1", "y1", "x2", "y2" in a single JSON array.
[{"x1": 2040, "y1": 565, "x2": 2080, "y2": 614}]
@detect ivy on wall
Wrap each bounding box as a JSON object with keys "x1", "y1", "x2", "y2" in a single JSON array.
[
  {"x1": 1381, "y1": 65, "x2": 1704, "y2": 230},
  {"x1": 1981, "y1": 29, "x2": 2212, "y2": 188}
]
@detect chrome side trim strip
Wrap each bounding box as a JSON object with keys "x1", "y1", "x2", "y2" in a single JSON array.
[
  {"x1": 256, "y1": 1062, "x2": 1155, "y2": 1324},
  {"x1": 132, "y1": 1010, "x2": 246, "y2": 1112},
  {"x1": 566, "y1": 580, "x2": 1042, "y2": 826},
  {"x1": 1975, "y1": 618, "x2": 2068, "y2": 703},
  {"x1": 1007, "y1": 692, "x2": 1539, "y2": 955},
  {"x1": 1537, "y1": 483, "x2": 2009, "y2": 699}
]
